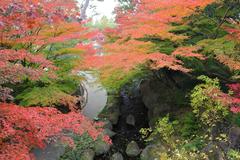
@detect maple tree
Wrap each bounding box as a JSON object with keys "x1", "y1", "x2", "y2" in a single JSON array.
[
  {"x1": 0, "y1": 0, "x2": 81, "y2": 52},
  {"x1": 80, "y1": 0, "x2": 216, "y2": 90},
  {"x1": 0, "y1": 103, "x2": 110, "y2": 160},
  {"x1": 216, "y1": 23, "x2": 240, "y2": 71},
  {"x1": 0, "y1": 1, "x2": 105, "y2": 159},
  {"x1": 227, "y1": 83, "x2": 240, "y2": 113},
  {"x1": 115, "y1": 0, "x2": 215, "y2": 40},
  {"x1": 0, "y1": 0, "x2": 97, "y2": 106},
  {"x1": 1, "y1": 0, "x2": 240, "y2": 159}
]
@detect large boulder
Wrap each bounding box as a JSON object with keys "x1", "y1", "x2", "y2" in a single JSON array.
[
  {"x1": 94, "y1": 141, "x2": 111, "y2": 156},
  {"x1": 202, "y1": 143, "x2": 225, "y2": 160},
  {"x1": 140, "y1": 79, "x2": 177, "y2": 126},
  {"x1": 103, "y1": 120, "x2": 113, "y2": 130},
  {"x1": 126, "y1": 141, "x2": 141, "y2": 157},
  {"x1": 81, "y1": 149, "x2": 95, "y2": 160},
  {"x1": 140, "y1": 80, "x2": 174, "y2": 112},
  {"x1": 108, "y1": 106, "x2": 121, "y2": 125},
  {"x1": 103, "y1": 128, "x2": 116, "y2": 138},
  {"x1": 111, "y1": 152, "x2": 124, "y2": 160},
  {"x1": 126, "y1": 114, "x2": 135, "y2": 126},
  {"x1": 229, "y1": 126, "x2": 240, "y2": 148},
  {"x1": 140, "y1": 144, "x2": 167, "y2": 160}
]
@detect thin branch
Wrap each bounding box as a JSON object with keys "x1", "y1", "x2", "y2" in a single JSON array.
[{"x1": 214, "y1": 6, "x2": 232, "y2": 39}]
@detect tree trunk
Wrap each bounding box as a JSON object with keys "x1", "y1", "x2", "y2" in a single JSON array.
[{"x1": 80, "y1": 0, "x2": 90, "y2": 20}]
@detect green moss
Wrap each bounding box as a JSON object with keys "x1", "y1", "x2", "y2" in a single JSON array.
[{"x1": 100, "y1": 65, "x2": 150, "y2": 92}]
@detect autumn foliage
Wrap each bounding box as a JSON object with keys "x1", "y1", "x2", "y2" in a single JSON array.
[
  {"x1": 0, "y1": 0, "x2": 96, "y2": 103},
  {"x1": 0, "y1": 103, "x2": 110, "y2": 160},
  {"x1": 0, "y1": 1, "x2": 105, "y2": 159},
  {"x1": 116, "y1": 0, "x2": 215, "y2": 40},
  {"x1": 81, "y1": 0, "x2": 214, "y2": 78},
  {"x1": 228, "y1": 84, "x2": 240, "y2": 113},
  {"x1": 1, "y1": 0, "x2": 240, "y2": 159},
  {"x1": 82, "y1": 40, "x2": 190, "y2": 73},
  {"x1": 217, "y1": 24, "x2": 240, "y2": 71}
]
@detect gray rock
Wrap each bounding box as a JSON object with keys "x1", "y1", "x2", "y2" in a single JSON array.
[
  {"x1": 103, "y1": 120, "x2": 113, "y2": 130},
  {"x1": 111, "y1": 152, "x2": 124, "y2": 160},
  {"x1": 103, "y1": 128, "x2": 116, "y2": 138},
  {"x1": 140, "y1": 79, "x2": 176, "y2": 127},
  {"x1": 94, "y1": 141, "x2": 111, "y2": 156},
  {"x1": 126, "y1": 141, "x2": 140, "y2": 157},
  {"x1": 140, "y1": 144, "x2": 165, "y2": 160},
  {"x1": 229, "y1": 126, "x2": 240, "y2": 148},
  {"x1": 202, "y1": 143, "x2": 225, "y2": 160},
  {"x1": 81, "y1": 149, "x2": 95, "y2": 160},
  {"x1": 108, "y1": 106, "x2": 121, "y2": 125},
  {"x1": 126, "y1": 114, "x2": 135, "y2": 126}
]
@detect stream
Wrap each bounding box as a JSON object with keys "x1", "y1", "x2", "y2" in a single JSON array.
[
  {"x1": 33, "y1": 42, "x2": 148, "y2": 159},
  {"x1": 78, "y1": 71, "x2": 108, "y2": 119}
]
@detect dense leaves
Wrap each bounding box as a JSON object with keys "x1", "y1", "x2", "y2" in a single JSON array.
[
  {"x1": 0, "y1": 0, "x2": 96, "y2": 105},
  {"x1": 0, "y1": 103, "x2": 110, "y2": 160},
  {"x1": 2, "y1": 0, "x2": 240, "y2": 159},
  {"x1": 0, "y1": 1, "x2": 104, "y2": 160},
  {"x1": 80, "y1": 0, "x2": 218, "y2": 91}
]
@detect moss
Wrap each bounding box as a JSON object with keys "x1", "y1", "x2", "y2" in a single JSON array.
[{"x1": 100, "y1": 65, "x2": 151, "y2": 92}]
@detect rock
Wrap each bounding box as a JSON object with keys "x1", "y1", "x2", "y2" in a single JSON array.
[
  {"x1": 140, "y1": 79, "x2": 177, "y2": 127},
  {"x1": 103, "y1": 120, "x2": 113, "y2": 130},
  {"x1": 126, "y1": 141, "x2": 140, "y2": 157},
  {"x1": 81, "y1": 149, "x2": 95, "y2": 160},
  {"x1": 229, "y1": 126, "x2": 240, "y2": 148},
  {"x1": 109, "y1": 106, "x2": 120, "y2": 125},
  {"x1": 126, "y1": 114, "x2": 135, "y2": 126},
  {"x1": 103, "y1": 128, "x2": 116, "y2": 138},
  {"x1": 94, "y1": 141, "x2": 111, "y2": 156},
  {"x1": 111, "y1": 152, "x2": 124, "y2": 160},
  {"x1": 109, "y1": 112, "x2": 119, "y2": 125},
  {"x1": 202, "y1": 143, "x2": 225, "y2": 160},
  {"x1": 140, "y1": 144, "x2": 166, "y2": 160}
]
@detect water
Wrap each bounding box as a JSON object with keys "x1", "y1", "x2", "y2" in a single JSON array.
[{"x1": 78, "y1": 71, "x2": 108, "y2": 119}]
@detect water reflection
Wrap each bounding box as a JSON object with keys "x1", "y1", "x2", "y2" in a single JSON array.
[{"x1": 78, "y1": 71, "x2": 108, "y2": 119}]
